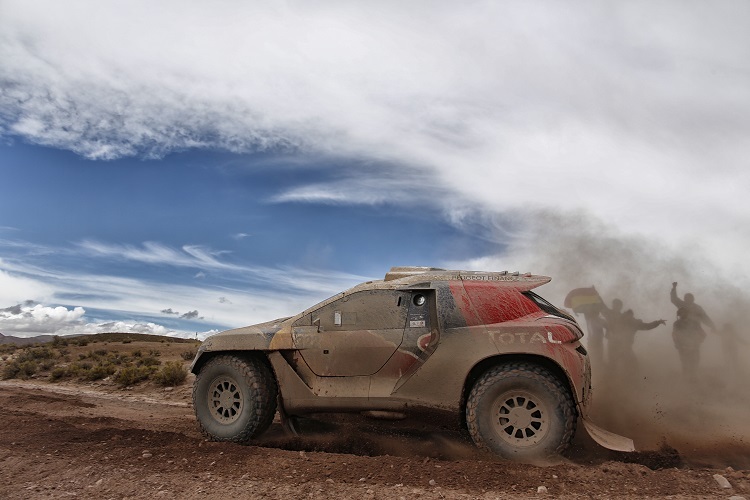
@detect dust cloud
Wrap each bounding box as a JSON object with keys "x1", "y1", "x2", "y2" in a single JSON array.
[{"x1": 474, "y1": 210, "x2": 750, "y2": 467}]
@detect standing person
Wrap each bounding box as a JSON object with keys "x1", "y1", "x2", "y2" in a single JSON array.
[
  {"x1": 670, "y1": 282, "x2": 715, "y2": 381},
  {"x1": 602, "y1": 298, "x2": 625, "y2": 336},
  {"x1": 565, "y1": 286, "x2": 606, "y2": 367},
  {"x1": 608, "y1": 309, "x2": 666, "y2": 379}
]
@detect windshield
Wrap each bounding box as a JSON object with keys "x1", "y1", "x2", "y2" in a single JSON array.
[{"x1": 522, "y1": 291, "x2": 575, "y2": 322}]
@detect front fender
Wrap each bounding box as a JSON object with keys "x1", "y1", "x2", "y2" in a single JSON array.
[{"x1": 190, "y1": 318, "x2": 293, "y2": 373}]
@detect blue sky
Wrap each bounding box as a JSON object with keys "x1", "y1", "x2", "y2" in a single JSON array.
[
  {"x1": 1, "y1": 1, "x2": 749, "y2": 338},
  {"x1": 1, "y1": 141, "x2": 498, "y2": 336}
]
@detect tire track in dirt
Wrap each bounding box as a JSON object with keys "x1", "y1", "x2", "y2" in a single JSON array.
[{"x1": 0, "y1": 381, "x2": 745, "y2": 499}]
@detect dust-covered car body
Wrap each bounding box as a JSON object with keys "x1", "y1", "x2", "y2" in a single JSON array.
[{"x1": 191, "y1": 267, "x2": 632, "y2": 459}]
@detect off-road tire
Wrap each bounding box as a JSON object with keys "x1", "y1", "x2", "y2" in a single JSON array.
[
  {"x1": 466, "y1": 363, "x2": 576, "y2": 460},
  {"x1": 193, "y1": 354, "x2": 277, "y2": 442}
]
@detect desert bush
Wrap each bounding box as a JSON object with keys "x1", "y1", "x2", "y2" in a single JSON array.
[
  {"x1": 85, "y1": 363, "x2": 116, "y2": 381},
  {"x1": 113, "y1": 365, "x2": 152, "y2": 386},
  {"x1": 122, "y1": 339, "x2": 132, "y2": 344},
  {"x1": 18, "y1": 361, "x2": 37, "y2": 379},
  {"x1": 0, "y1": 344, "x2": 17, "y2": 354},
  {"x1": 154, "y1": 361, "x2": 188, "y2": 387},
  {"x1": 38, "y1": 358, "x2": 57, "y2": 371},
  {"x1": 93, "y1": 349, "x2": 108, "y2": 357},
  {"x1": 131, "y1": 350, "x2": 142, "y2": 358},
  {"x1": 75, "y1": 338, "x2": 89, "y2": 346},
  {"x1": 148, "y1": 349, "x2": 161, "y2": 357},
  {"x1": 51, "y1": 335, "x2": 68, "y2": 347},
  {"x1": 2, "y1": 360, "x2": 21, "y2": 379},
  {"x1": 138, "y1": 356, "x2": 161, "y2": 367},
  {"x1": 49, "y1": 366, "x2": 67, "y2": 381},
  {"x1": 18, "y1": 346, "x2": 55, "y2": 363},
  {"x1": 180, "y1": 349, "x2": 197, "y2": 361},
  {"x1": 106, "y1": 353, "x2": 130, "y2": 365}
]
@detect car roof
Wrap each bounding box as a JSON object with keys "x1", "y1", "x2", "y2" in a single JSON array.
[
  {"x1": 292, "y1": 267, "x2": 551, "y2": 321},
  {"x1": 383, "y1": 266, "x2": 551, "y2": 286}
]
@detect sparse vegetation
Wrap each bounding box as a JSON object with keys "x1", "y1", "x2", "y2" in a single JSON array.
[
  {"x1": 114, "y1": 365, "x2": 153, "y2": 386},
  {"x1": 138, "y1": 356, "x2": 161, "y2": 367},
  {"x1": 0, "y1": 344, "x2": 18, "y2": 354},
  {"x1": 0, "y1": 335, "x2": 199, "y2": 386},
  {"x1": 85, "y1": 363, "x2": 117, "y2": 381},
  {"x1": 2, "y1": 360, "x2": 21, "y2": 379},
  {"x1": 51, "y1": 335, "x2": 68, "y2": 347},
  {"x1": 154, "y1": 361, "x2": 188, "y2": 387},
  {"x1": 17, "y1": 346, "x2": 55, "y2": 363}
]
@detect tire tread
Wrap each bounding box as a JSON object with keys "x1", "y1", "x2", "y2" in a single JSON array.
[
  {"x1": 465, "y1": 362, "x2": 576, "y2": 457},
  {"x1": 193, "y1": 354, "x2": 278, "y2": 442}
]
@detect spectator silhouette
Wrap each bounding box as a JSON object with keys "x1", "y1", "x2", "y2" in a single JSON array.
[
  {"x1": 607, "y1": 308, "x2": 666, "y2": 379},
  {"x1": 670, "y1": 282, "x2": 715, "y2": 381}
]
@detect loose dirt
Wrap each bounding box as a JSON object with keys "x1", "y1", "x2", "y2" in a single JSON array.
[{"x1": 1, "y1": 376, "x2": 748, "y2": 499}]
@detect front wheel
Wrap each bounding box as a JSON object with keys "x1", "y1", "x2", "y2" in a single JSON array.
[
  {"x1": 466, "y1": 363, "x2": 576, "y2": 460},
  {"x1": 193, "y1": 354, "x2": 277, "y2": 442}
]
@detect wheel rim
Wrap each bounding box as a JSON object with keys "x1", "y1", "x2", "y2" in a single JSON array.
[
  {"x1": 208, "y1": 375, "x2": 243, "y2": 424},
  {"x1": 490, "y1": 390, "x2": 549, "y2": 448}
]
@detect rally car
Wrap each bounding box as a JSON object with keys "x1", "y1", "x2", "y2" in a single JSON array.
[{"x1": 190, "y1": 267, "x2": 632, "y2": 460}]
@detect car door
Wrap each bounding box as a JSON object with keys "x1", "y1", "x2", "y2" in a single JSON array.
[{"x1": 292, "y1": 289, "x2": 408, "y2": 376}]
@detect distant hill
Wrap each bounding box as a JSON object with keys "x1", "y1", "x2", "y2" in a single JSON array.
[
  {"x1": 0, "y1": 333, "x2": 55, "y2": 346},
  {"x1": 0, "y1": 332, "x2": 197, "y2": 346}
]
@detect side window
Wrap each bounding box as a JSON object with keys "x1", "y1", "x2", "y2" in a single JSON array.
[{"x1": 311, "y1": 290, "x2": 408, "y2": 331}]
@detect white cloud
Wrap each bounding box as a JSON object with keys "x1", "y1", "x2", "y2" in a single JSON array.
[
  {"x1": 1, "y1": 1, "x2": 749, "y2": 279},
  {"x1": 0, "y1": 263, "x2": 53, "y2": 305},
  {"x1": 56, "y1": 320, "x2": 182, "y2": 338},
  {"x1": 268, "y1": 170, "x2": 449, "y2": 207},
  {"x1": 0, "y1": 239, "x2": 367, "y2": 335},
  {"x1": 0, "y1": 303, "x2": 85, "y2": 335},
  {"x1": 75, "y1": 239, "x2": 369, "y2": 294}
]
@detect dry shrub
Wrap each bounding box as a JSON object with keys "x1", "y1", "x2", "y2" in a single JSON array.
[
  {"x1": 154, "y1": 361, "x2": 188, "y2": 387},
  {"x1": 2, "y1": 361, "x2": 21, "y2": 379},
  {"x1": 138, "y1": 356, "x2": 161, "y2": 367},
  {"x1": 113, "y1": 365, "x2": 152, "y2": 386}
]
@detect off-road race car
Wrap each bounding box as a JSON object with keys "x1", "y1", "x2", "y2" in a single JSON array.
[{"x1": 190, "y1": 267, "x2": 633, "y2": 460}]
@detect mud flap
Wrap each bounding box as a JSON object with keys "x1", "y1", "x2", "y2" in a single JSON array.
[
  {"x1": 581, "y1": 416, "x2": 635, "y2": 452},
  {"x1": 278, "y1": 398, "x2": 301, "y2": 436}
]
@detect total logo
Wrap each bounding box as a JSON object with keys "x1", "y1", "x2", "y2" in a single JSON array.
[{"x1": 492, "y1": 331, "x2": 563, "y2": 345}]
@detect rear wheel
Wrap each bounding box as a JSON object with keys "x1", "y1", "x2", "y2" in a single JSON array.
[
  {"x1": 466, "y1": 363, "x2": 576, "y2": 460},
  {"x1": 193, "y1": 354, "x2": 277, "y2": 442}
]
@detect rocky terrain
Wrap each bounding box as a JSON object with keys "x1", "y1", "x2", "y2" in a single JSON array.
[{"x1": 0, "y1": 337, "x2": 748, "y2": 499}]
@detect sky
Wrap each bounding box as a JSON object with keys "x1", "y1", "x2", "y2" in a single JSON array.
[{"x1": 1, "y1": 1, "x2": 749, "y2": 339}]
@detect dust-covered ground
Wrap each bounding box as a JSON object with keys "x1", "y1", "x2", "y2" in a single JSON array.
[{"x1": 1, "y1": 377, "x2": 749, "y2": 499}]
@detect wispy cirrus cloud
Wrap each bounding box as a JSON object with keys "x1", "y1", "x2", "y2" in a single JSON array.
[
  {"x1": 268, "y1": 172, "x2": 451, "y2": 208},
  {"x1": 75, "y1": 239, "x2": 368, "y2": 294},
  {"x1": 77, "y1": 240, "x2": 233, "y2": 270},
  {"x1": 0, "y1": 237, "x2": 369, "y2": 336}
]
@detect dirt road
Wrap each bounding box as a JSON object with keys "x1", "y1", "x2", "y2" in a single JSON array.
[{"x1": 0, "y1": 379, "x2": 747, "y2": 499}]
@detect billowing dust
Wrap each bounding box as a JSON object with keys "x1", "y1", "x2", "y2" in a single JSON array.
[{"x1": 476, "y1": 210, "x2": 750, "y2": 468}]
